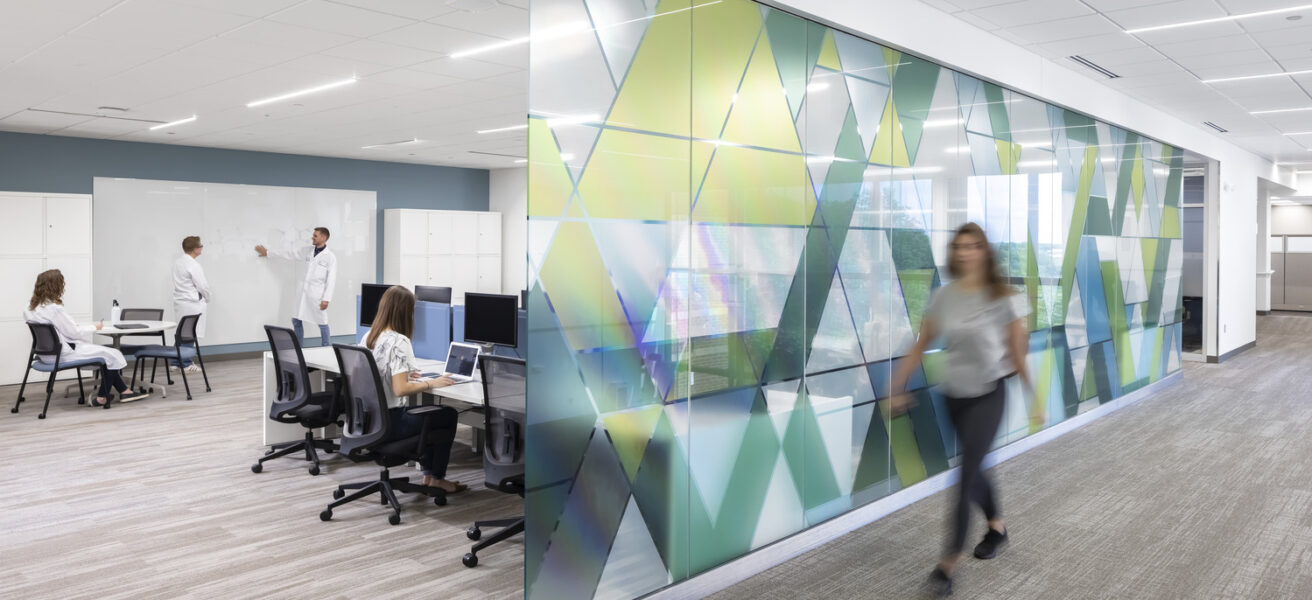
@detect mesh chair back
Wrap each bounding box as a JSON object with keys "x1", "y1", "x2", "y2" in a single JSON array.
[
  {"x1": 333, "y1": 344, "x2": 392, "y2": 457},
  {"x1": 27, "y1": 322, "x2": 62, "y2": 358},
  {"x1": 478, "y1": 356, "x2": 526, "y2": 490},
  {"x1": 120, "y1": 308, "x2": 163, "y2": 321},
  {"x1": 175, "y1": 314, "x2": 200, "y2": 345},
  {"x1": 265, "y1": 326, "x2": 313, "y2": 421}
]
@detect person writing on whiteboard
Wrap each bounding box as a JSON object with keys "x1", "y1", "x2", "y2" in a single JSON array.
[
  {"x1": 254, "y1": 227, "x2": 337, "y2": 347},
  {"x1": 24, "y1": 269, "x2": 149, "y2": 407},
  {"x1": 172, "y1": 236, "x2": 210, "y2": 373}
]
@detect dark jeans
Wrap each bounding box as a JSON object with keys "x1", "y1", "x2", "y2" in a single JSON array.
[
  {"x1": 98, "y1": 367, "x2": 128, "y2": 398},
  {"x1": 946, "y1": 380, "x2": 1007, "y2": 555},
  {"x1": 385, "y1": 405, "x2": 458, "y2": 479}
]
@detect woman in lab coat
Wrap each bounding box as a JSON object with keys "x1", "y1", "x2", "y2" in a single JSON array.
[{"x1": 24, "y1": 269, "x2": 149, "y2": 406}]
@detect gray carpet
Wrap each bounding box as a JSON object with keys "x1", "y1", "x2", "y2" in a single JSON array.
[
  {"x1": 712, "y1": 315, "x2": 1312, "y2": 600},
  {"x1": 0, "y1": 358, "x2": 522, "y2": 600}
]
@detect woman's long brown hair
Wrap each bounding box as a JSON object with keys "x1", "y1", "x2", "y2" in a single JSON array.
[
  {"x1": 947, "y1": 222, "x2": 1012, "y2": 300},
  {"x1": 29, "y1": 269, "x2": 65, "y2": 311},
  {"x1": 365, "y1": 285, "x2": 415, "y2": 349}
]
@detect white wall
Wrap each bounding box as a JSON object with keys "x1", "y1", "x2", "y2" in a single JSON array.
[
  {"x1": 490, "y1": 167, "x2": 527, "y2": 296},
  {"x1": 1271, "y1": 205, "x2": 1312, "y2": 235},
  {"x1": 775, "y1": 0, "x2": 1298, "y2": 356}
]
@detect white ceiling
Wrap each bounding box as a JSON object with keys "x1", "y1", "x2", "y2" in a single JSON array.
[
  {"x1": 0, "y1": 0, "x2": 529, "y2": 170},
  {"x1": 920, "y1": 0, "x2": 1312, "y2": 169}
]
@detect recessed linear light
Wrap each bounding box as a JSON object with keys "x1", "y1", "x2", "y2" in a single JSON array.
[
  {"x1": 362, "y1": 138, "x2": 420, "y2": 149},
  {"x1": 513, "y1": 159, "x2": 528, "y2": 164},
  {"x1": 247, "y1": 76, "x2": 357, "y2": 108},
  {"x1": 1202, "y1": 68, "x2": 1312, "y2": 84},
  {"x1": 149, "y1": 115, "x2": 197, "y2": 131},
  {"x1": 1125, "y1": 3, "x2": 1312, "y2": 34},
  {"x1": 477, "y1": 124, "x2": 528, "y2": 134},
  {"x1": 449, "y1": 21, "x2": 589, "y2": 59},
  {"x1": 1285, "y1": 131, "x2": 1312, "y2": 136},
  {"x1": 1251, "y1": 106, "x2": 1312, "y2": 115}
]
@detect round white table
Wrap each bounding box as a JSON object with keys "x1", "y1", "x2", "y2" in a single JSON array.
[{"x1": 96, "y1": 320, "x2": 177, "y2": 401}]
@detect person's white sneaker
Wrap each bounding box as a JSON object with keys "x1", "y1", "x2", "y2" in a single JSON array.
[{"x1": 184, "y1": 364, "x2": 202, "y2": 374}]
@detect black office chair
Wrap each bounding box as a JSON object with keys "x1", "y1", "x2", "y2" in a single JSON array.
[
  {"x1": 319, "y1": 344, "x2": 448, "y2": 526},
  {"x1": 11, "y1": 322, "x2": 105, "y2": 419},
  {"x1": 416, "y1": 285, "x2": 452, "y2": 303},
  {"x1": 130, "y1": 313, "x2": 211, "y2": 400},
  {"x1": 252, "y1": 326, "x2": 342, "y2": 476},
  {"x1": 462, "y1": 355, "x2": 525, "y2": 568},
  {"x1": 118, "y1": 308, "x2": 166, "y2": 384}
]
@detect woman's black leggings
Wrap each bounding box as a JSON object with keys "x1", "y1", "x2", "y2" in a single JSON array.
[
  {"x1": 98, "y1": 367, "x2": 128, "y2": 398},
  {"x1": 946, "y1": 380, "x2": 1007, "y2": 555}
]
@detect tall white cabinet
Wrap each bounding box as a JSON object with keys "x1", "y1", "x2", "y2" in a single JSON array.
[
  {"x1": 0, "y1": 192, "x2": 94, "y2": 385},
  {"x1": 383, "y1": 209, "x2": 502, "y2": 303}
]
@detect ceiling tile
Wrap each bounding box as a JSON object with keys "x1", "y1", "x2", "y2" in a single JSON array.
[
  {"x1": 948, "y1": 11, "x2": 1001, "y2": 30},
  {"x1": 319, "y1": 39, "x2": 443, "y2": 67},
  {"x1": 268, "y1": 0, "x2": 418, "y2": 38},
  {"x1": 1, "y1": 109, "x2": 96, "y2": 133},
  {"x1": 9, "y1": 34, "x2": 174, "y2": 84},
  {"x1": 1151, "y1": 34, "x2": 1261, "y2": 59},
  {"x1": 52, "y1": 116, "x2": 162, "y2": 138},
  {"x1": 1235, "y1": 13, "x2": 1312, "y2": 33},
  {"x1": 218, "y1": 19, "x2": 357, "y2": 53},
  {"x1": 1174, "y1": 50, "x2": 1278, "y2": 73},
  {"x1": 1104, "y1": 0, "x2": 1228, "y2": 30},
  {"x1": 1002, "y1": 14, "x2": 1123, "y2": 43},
  {"x1": 918, "y1": 0, "x2": 962, "y2": 13},
  {"x1": 1103, "y1": 59, "x2": 1180, "y2": 77},
  {"x1": 1075, "y1": 45, "x2": 1165, "y2": 67},
  {"x1": 1243, "y1": 24, "x2": 1312, "y2": 46},
  {"x1": 1129, "y1": 21, "x2": 1246, "y2": 45},
  {"x1": 969, "y1": 0, "x2": 1093, "y2": 28},
  {"x1": 944, "y1": 0, "x2": 1027, "y2": 9},
  {"x1": 1083, "y1": 0, "x2": 1181, "y2": 10},
  {"x1": 169, "y1": 0, "x2": 306, "y2": 18},
  {"x1": 1033, "y1": 32, "x2": 1145, "y2": 57},
  {"x1": 1207, "y1": 76, "x2": 1307, "y2": 98},
  {"x1": 362, "y1": 68, "x2": 464, "y2": 90},
  {"x1": 410, "y1": 56, "x2": 522, "y2": 79},
  {"x1": 71, "y1": 0, "x2": 252, "y2": 50},
  {"x1": 371, "y1": 22, "x2": 501, "y2": 55},
  {"x1": 1265, "y1": 42, "x2": 1312, "y2": 61},
  {"x1": 430, "y1": 5, "x2": 528, "y2": 40},
  {"x1": 187, "y1": 36, "x2": 314, "y2": 68},
  {"x1": 328, "y1": 0, "x2": 460, "y2": 20}
]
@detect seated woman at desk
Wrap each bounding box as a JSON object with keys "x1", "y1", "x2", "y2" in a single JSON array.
[
  {"x1": 365, "y1": 285, "x2": 468, "y2": 494},
  {"x1": 24, "y1": 269, "x2": 149, "y2": 406}
]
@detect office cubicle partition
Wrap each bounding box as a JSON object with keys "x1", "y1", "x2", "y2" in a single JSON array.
[
  {"x1": 524, "y1": 0, "x2": 1186, "y2": 597},
  {"x1": 1271, "y1": 236, "x2": 1312, "y2": 311}
]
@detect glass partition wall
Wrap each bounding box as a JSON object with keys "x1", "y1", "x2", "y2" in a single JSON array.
[{"x1": 525, "y1": 1, "x2": 1185, "y2": 597}]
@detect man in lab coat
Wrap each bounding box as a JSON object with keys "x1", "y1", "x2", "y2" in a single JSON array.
[
  {"x1": 172, "y1": 235, "x2": 210, "y2": 372},
  {"x1": 255, "y1": 227, "x2": 337, "y2": 347}
]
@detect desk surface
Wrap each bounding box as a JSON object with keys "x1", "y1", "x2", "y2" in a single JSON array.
[
  {"x1": 268, "y1": 345, "x2": 485, "y2": 405},
  {"x1": 86, "y1": 320, "x2": 176, "y2": 336}
]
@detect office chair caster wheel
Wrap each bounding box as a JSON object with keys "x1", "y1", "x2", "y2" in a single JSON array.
[
  {"x1": 251, "y1": 463, "x2": 263, "y2": 473},
  {"x1": 78, "y1": 398, "x2": 85, "y2": 405},
  {"x1": 332, "y1": 489, "x2": 345, "y2": 500},
  {"x1": 434, "y1": 495, "x2": 447, "y2": 507},
  {"x1": 463, "y1": 553, "x2": 478, "y2": 568},
  {"x1": 10, "y1": 407, "x2": 17, "y2": 414},
  {"x1": 319, "y1": 510, "x2": 332, "y2": 521},
  {"x1": 466, "y1": 527, "x2": 481, "y2": 541},
  {"x1": 38, "y1": 413, "x2": 46, "y2": 420},
  {"x1": 388, "y1": 514, "x2": 401, "y2": 526},
  {"x1": 308, "y1": 465, "x2": 320, "y2": 476}
]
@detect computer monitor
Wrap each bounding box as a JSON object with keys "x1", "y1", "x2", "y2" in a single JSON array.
[
  {"x1": 360, "y1": 283, "x2": 392, "y2": 327},
  {"x1": 520, "y1": 289, "x2": 527, "y2": 309},
  {"x1": 416, "y1": 285, "x2": 452, "y2": 304},
  {"x1": 464, "y1": 292, "x2": 519, "y2": 347}
]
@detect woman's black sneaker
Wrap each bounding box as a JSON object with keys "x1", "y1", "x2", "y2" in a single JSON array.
[
  {"x1": 928, "y1": 567, "x2": 953, "y2": 596},
  {"x1": 973, "y1": 527, "x2": 1008, "y2": 559}
]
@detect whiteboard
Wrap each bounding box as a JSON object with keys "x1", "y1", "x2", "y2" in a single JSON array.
[{"x1": 92, "y1": 178, "x2": 376, "y2": 347}]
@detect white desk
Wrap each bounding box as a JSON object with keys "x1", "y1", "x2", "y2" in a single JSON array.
[
  {"x1": 261, "y1": 345, "x2": 485, "y2": 445},
  {"x1": 99, "y1": 320, "x2": 177, "y2": 400}
]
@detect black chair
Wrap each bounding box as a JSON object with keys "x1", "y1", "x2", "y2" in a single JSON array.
[
  {"x1": 11, "y1": 322, "x2": 105, "y2": 419},
  {"x1": 416, "y1": 285, "x2": 452, "y2": 303},
  {"x1": 252, "y1": 326, "x2": 342, "y2": 476},
  {"x1": 130, "y1": 314, "x2": 211, "y2": 400},
  {"x1": 119, "y1": 308, "x2": 166, "y2": 384},
  {"x1": 462, "y1": 355, "x2": 525, "y2": 568},
  {"x1": 319, "y1": 344, "x2": 448, "y2": 526}
]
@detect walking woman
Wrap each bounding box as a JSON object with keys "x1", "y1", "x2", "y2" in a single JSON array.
[
  {"x1": 24, "y1": 269, "x2": 149, "y2": 407},
  {"x1": 364, "y1": 285, "x2": 468, "y2": 494},
  {"x1": 889, "y1": 223, "x2": 1037, "y2": 596}
]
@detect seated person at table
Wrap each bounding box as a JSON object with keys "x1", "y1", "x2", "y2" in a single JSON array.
[
  {"x1": 365, "y1": 285, "x2": 468, "y2": 494},
  {"x1": 24, "y1": 269, "x2": 149, "y2": 406}
]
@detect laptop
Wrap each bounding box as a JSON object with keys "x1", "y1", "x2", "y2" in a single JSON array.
[{"x1": 434, "y1": 342, "x2": 481, "y2": 383}]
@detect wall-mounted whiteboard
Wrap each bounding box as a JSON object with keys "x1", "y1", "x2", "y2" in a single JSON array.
[{"x1": 93, "y1": 178, "x2": 375, "y2": 347}]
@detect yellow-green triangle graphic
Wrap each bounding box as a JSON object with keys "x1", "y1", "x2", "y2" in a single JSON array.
[
  {"x1": 882, "y1": 47, "x2": 902, "y2": 78},
  {"x1": 602, "y1": 405, "x2": 664, "y2": 482},
  {"x1": 1131, "y1": 147, "x2": 1145, "y2": 217},
  {"x1": 607, "y1": 0, "x2": 691, "y2": 137},
  {"x1": 996, "y1": 139, "x2": 1020, "y2": 175},
  {"x1": 817, "y1": 30, "x2": 841, "y2": 71},
  {"x1": 528, "y1": 118, "x2": 574, "y2": 218},
  {"x1": 721, "y1": 31, "x2": 802, "y2": 152},
  {"x1": 870, "y1": 96, "x2": 911, "y2": 167},
  {"x1": 691, "y1": 0, "x2": 762, "y2": 140}
]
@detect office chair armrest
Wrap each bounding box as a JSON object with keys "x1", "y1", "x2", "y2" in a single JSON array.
[{"x1": 405, "y1": 405, "x2": 445, "y2": 416}]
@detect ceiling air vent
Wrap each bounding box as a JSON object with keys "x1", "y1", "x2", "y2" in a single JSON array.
[
  {"x1": 1203, "y1": 121, "x2": 1228, "y2": 133},
  {"x1": 1068, "y1": 55, "x2": 1120, "y2": 79}
]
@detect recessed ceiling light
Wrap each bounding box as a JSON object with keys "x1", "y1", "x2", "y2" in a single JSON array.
[
  {"x1": 247, "y1": 76, "x2": 357, "y2": 108},
  {"x1": 513, "y1": 159, "x2": 528, "y2": 164},
  {"x1": 1201, "y1": 68, "x2": 1312, "y2": 84},
  {"x1": 449, "y1": 21, "x2": 589, "y2": 59},
  {"x1": 149, "y1": 115, "x2": 197, "y2": 131},
  {"x1": 1286, "y1": 131, "x2": 1312, "y2": 136},
  {"x1": 477, "y1": 124, "x2": 528, "y2": 134},
  {"x1": 1251, "y1": 106, "x2": 1312, "y2": 114},
  {"x1": 1125, "y1": 3, "x2": 1312, "y2": 34}
]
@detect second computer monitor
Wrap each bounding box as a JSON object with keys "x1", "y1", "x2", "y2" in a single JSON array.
[
  {"x1": 464, "y1": 292, "x2": 519, "y2": 347},
  {"x1": 415, "y1": 285, "x2": 452, "y2": 303},
  {"x1": 360, "y1": 283, "x2": 392, "y2": 326}
]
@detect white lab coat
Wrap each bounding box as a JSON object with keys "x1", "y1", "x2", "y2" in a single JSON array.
[
  {"x1": 171, "y1": 253, "x2": 210, "y2": 337},
  {"x1": 23, "y1": 302, "x2": 127, "y2": 370},
  {"x1": 269, "y1": 246, "x2": 337, "y2": 326}
]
